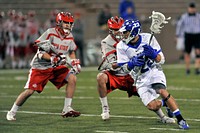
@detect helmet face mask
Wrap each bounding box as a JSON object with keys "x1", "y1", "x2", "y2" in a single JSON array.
[
  {"x1": 119, "y1": 20, "x2": 141, "y2": 44},
  {"x1": 109, "y1": 29, "x2": 121, "y2": 39},
  {"x1": 56, "y1": 12, "x2": 74, "y2": 35},
  {"x1": 107, "y1": 16, "x2": 124, "y2": 39}
]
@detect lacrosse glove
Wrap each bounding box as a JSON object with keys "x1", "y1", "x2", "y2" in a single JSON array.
[
  {"x1": 70, "y1": 59, "x2": 81, "y2": 74},
  {"x1": 127, "y1": 56, "x2": 145, "y2": 70},
  {"x1": 143, "y1": 45, "x2": 158, "y2": 59},
  {"x1": 50, "y1": 54, "x2": 66, "y2": 67}
]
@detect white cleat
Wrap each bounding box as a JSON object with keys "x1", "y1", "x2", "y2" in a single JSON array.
[
  {"x1": 61, "y1": 106, "x2": 81, "y2": 118},
  {"x1": 161, "y1": 116, "x2": 176, "y2": 124},
  {"x1": 6, "y1": 111, "x2": 16, "y2": 121},
  {"x1": 101, "y1": 106, "x2": 110, "y2": 120},
  {"x1": 101, "y1": 112, "x2": 110, "y2": 121}
]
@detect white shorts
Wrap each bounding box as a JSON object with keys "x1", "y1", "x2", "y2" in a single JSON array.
[
  {"x1": 138, "y1": 86, "x2": 160, "y2": 106},
  {"x1": 136, "y1": 68, "x2": 166, "y2": 106}
]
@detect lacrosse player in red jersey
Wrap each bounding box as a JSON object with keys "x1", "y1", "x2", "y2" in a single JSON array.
[
  {"x1": 116, "y1": 12, "x2": 189, "y2": 129},
  {"x1": 97, "y1": 16, "x2": 139, "y2": 120},
  {"x1": 6, "y1": 12, "x2": 81, "y2": 121}
]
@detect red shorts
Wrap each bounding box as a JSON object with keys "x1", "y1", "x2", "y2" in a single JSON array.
[
  {"x1": 104, "y1": 71, "x2": 137, "y2": 96},
  {"x1": 24, "y1": 65, "x2": 70, "y2": 93}
]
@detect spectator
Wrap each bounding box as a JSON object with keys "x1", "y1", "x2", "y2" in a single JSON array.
[
  {"x1": 44, "y1": 9, "x2": 59, "y2": 30},
  {"x1": 0, "y1": 11, "x2": 5, "y2": 68},
  {"x1": 97, "y1": 4, "x2": 112, "y2": 38},
  {"x1": 176, "y1": 2, "x2": 200, "y2": 75},
  {"x1": 72, "y1": 12, "x2": 85, "y2": 66},
  {"x1": 119, "y1": 0, "x2": 137, "y2": 20}
]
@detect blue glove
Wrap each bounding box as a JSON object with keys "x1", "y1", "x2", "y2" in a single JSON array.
[
  {"x1": 143, "y1": 45, "x2": 158, "y2": 59},
  {"x1": 127, "y1": 55, "x2": 145, "y2": 70}
]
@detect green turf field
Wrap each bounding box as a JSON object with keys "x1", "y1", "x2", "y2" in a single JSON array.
[{"x1": 0, "y1": 65, "x2": 200, "y2": 133}]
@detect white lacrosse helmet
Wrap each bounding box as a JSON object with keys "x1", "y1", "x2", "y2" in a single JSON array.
[{"x1": 119, "y1": 19, "x2": 141, "y2": 44}]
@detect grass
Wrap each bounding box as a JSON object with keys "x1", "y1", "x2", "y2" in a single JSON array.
[{"x1": 0, "y1": 65, "x2": 200, "y2": 133}]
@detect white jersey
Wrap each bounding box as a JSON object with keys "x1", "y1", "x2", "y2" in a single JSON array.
[
  {"x1": 117, "y1": 33, "x2": 166, "y2": 103},
  {"x1": 99, "y1": 34, "x2": 129, "y2": 76},
  {"x1": 30, "y1": 27, "x2": 77, "y2": 69}
]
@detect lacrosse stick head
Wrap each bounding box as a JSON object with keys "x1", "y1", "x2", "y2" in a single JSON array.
[{"x1": 149, "y1": 11, "x2": 171, "y2": 34}]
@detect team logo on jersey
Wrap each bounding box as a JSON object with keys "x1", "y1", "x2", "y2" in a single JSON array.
[{"x1": 32, "y1": 84, "x2": 37, "y2": 88}]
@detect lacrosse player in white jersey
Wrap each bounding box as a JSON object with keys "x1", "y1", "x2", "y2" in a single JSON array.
[
  {"x1": 6, "y1": 12, "x2": 81, "y2": 121},
  {"x1": 97, "y1": 16, "x2": 139, "y2": 120},
  {"x1": 97, "y1": 16, "x2": 174, "y2": 123},
  {"x1": 116, "y1": 19, "x2": 189, "y2": 129}
]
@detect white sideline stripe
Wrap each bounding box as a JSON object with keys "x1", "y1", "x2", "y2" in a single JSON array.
[
  {"x1": 96, "y1": 130, "x2": 128, "y2": 133},
  {"x1": 1, "y1": 84, "x2": 199, "y2": 91},
  {"x1": 1, "y1": 110, "x2": 200, "y2": 122},
  {"x1": 149, "y1": 127, "x2": 185, "y2": 131},
  {"x1": 1, "y1": 95, "x2": 200, "y2": 102},
  {"x1": 0, "y1": 64, "x2": 194, "y2": 74}
]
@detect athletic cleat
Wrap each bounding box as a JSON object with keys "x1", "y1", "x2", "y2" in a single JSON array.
[
  {"x1": 61, "y1": 106, "x2": 80, "y2": 118},
  {"x1": 101, "y1": 112, "x2": 110, "y2": 120},
  {"x1": 6, "y1": 111, "x2": 16, "y2": 121},
  {"x1": 166, "y1": 107, "x2": 174, "y2": 118},
  {"x1": 101, "y1": 106, "x2": 110, "y2": 120},
  {"x1": 178, "y1": 120, "x2": 189, "y2": 130},
  {"x1": 161, "y1": 116, "x2": 176, "y2": 124}
]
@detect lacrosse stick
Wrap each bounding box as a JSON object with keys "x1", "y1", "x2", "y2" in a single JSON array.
[
  {"x1": 132, "y1": 11, "x2": 171, "y2": 86},
  {"x1": 148, "y1": 11, "x2": 171, "y2": 43},
  {"x1": 36, "y1": 39, "x2": 73, "y2": 68}
]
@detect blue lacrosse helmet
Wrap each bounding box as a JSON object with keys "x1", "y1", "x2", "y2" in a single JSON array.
[{"x1": 119, "y1": 19, "x2": 141, "y2": 44}]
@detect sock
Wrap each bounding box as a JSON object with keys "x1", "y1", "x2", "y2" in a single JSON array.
[
  {"x1": 10, "y1": 103, "x2": 19, "y2": 113},
  {"x1": 99, "y1": 97, "x2": 109, "y2": 112},
  {"x1": 173, "y1": 109, "x2": 184, "y2": 122},
  {"x1": 154, "y1": 108, "x2": 165, "y2": 119},
  {"x1": 160, "y1": 99, "x2": 167, "y2": 107},
  {"x1": 64, "y1": 98, "x2": 72, "y2": 110}
]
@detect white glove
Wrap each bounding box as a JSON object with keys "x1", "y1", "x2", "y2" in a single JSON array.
[{"x1": 70, "y1": 59, "x2": 81, "y2": 74}]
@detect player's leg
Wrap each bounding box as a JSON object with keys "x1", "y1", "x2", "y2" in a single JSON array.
[
  {"x1": 6, "y1": 68, "x2": 48, "y2": 121},
  {"x1": 61, "y1": 73, "x2": 80, "y2": 117},
  {"x1": 148, "y1": 101, "x2": 175, "y2": 124},
  {"x1": 158, "y1": 88, "x2": 189, "y2": 129},
  {"x1": 97, "y1": 72, "x2": 110, "y2": 120},
  {"x1": 6, "y1": 89, "x2": 35, "y2": 121},
  {"x1": 139, "y1": 88, "x2": 175, "y2": 124}
]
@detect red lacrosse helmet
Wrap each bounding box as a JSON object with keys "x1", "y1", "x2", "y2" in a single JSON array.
[
  {"x1": 107, "y1": 16, "x2": 124, "y2": 39},
  {"x1": 107, "y1": 16, "x2": 124, "y2": 30},
  {"x1": 56, "y1": 12, "x2": 74, "y2": 36},
  {"x1": 56, "y1": 12, "x2": 74, "y2": 25}
]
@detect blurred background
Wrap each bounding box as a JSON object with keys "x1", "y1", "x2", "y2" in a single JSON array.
[{"x1": 0, "y1": 0, "x2": 199, "y2": 69}]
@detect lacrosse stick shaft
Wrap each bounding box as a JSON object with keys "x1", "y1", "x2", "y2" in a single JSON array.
[
  {"x1": 133, "y1": 32, "x2": 155, "y2": 86},
  {"x1": 133, "y1": 11, "x2": 170, "y2": 86}
]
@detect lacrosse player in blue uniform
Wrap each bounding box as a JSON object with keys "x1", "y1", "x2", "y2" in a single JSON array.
[{"x1": 116, "y1": 18, "x2": 189, "y2": 129}]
